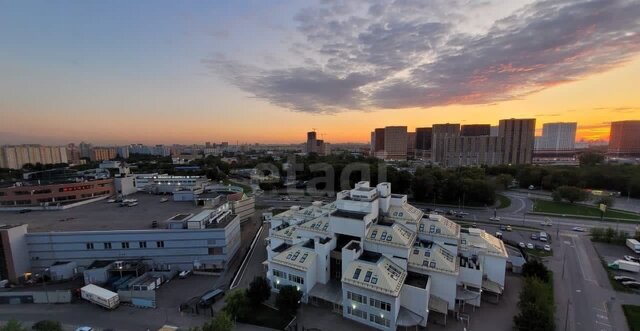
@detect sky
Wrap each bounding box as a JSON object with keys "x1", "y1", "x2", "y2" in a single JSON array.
[{"x1": 1, "y1": 0, "x2": 639, "y2": 145}]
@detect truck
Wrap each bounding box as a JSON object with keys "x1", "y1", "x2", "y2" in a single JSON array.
[
  {"x1": 80, "y1": 284, "x2": 120, "y2": 309},
  {"x1": 627, "y1": 239, "x2": 640, "y2": 254},
  {"x1": 608, "y1": 259, "x2": 640, "y2": 273}
]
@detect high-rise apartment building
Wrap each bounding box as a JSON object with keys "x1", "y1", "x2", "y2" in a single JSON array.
[
  {"x1": 407, "y1": 132, "x2": 416, "y2": 157},
  {"x1": 90, "y1": 147, "x2": 117, "y2": 161},
  {"x1": 499, "y1": 119, "x2": 536, "y2": 165},
  {"x1": 305, "y1": 131, "x2": 329, "y2": 156},
  {"x1": 431, "y1": 124, "x2": 460, "y2": 165},
  {"x1": 415, "y1": 127, "x2": 432, "y2": 159},
  {"x1": 383, "y1": 126, "x2": 408, "y2": 160},
  {"x1": 443, "y1": 136, "x2": 501, "y2": 167},
  {"x1": 608, "y1": 120, "x2": 640, "y2": 157},
  {"x1": 535, "y1": 122, "x2": 577, "y2": 152},
  {"x1": 78, "y1": 142, "x2": 92, "y2": 159},
  {"x1": 460, "y1": 124, "x2": 491, "y2": 137},
  {"x1": 370, "y1": 128, "x2": 386, "y2": 158},
  {"x1": 0, "y1": 145, "x2": 69, "y2": 169}
]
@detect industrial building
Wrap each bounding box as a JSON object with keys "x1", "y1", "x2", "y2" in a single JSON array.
[
  {"x1": 264, "y1": 182, "x2": 508, "y2": 330},
  {"x1": 0, "y1": 193, "x2": 242, "y2": 283}
]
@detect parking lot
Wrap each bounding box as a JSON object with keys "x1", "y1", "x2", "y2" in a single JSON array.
[{"x1": 593, "y1": 241, "x2": 640, "y2": 287}]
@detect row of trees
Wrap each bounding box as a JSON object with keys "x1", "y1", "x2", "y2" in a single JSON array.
[
  {"x1": 0, "y1": 320, "x2": 63, "y2": 331},
  {"x1": 514, "y1": 260, "x2": 555, "y2": 331},
  {"x1": 590, "y1": 227, "x2": 640, "y2": 244},
  {"x1": 192, "y1": 277, "x2": 301, "y2": 331}
]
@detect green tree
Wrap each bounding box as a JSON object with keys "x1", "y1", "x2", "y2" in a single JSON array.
[
  {"x1": 554, "y1": 186, "x2": 589, "y2": 203},
  {"x1": 590, "y1": 227, "x2": 604, "y2": 242},
  {"x1": 275, "y1": 285, "x2": 302, "y2": 317},
  {"x1": 521, "y1": 259, "x2": 550, "y2": 283},
  {"x1": 513, "y1": 277, "x2": 555, "y2": 331},
  {"x1": 1, "y1": 320, "x2": 27, "y2": 331},
  {"x1": 191, "y1": 311, "x2": 234, "y2": 331},
  {"x1": 579, "y1": 152, "x2": 605, "y2": 166},
  {"x1": 495, "y1": 174, "x2": 514, "y2": 190},
  {"x1": 247, "y1": 276, "x2": 271, "y2": 306},
  {"x1": 31, "y1": 321, "x2": 62, "y2": 331},
  {"x1": 222, "y1": 289, "x2": 250, "y2": 321},
  {"x1": 604, "y1": 227, "x2": 616, "y2": 243}
]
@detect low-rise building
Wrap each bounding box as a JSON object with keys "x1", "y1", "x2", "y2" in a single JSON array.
[{"x1": 264, "y1": 182, "x2": 508, "y2": 330}]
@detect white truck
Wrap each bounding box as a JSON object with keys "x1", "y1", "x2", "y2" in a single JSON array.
[
  {"x1": 627, "y1": 239, "x2": 640, "y2": 254},
  {"x1": 608, "y1": 259, "x2": 640, "y2": 273},
  {"x1": 80, "y1": 284, "x2": 120, "y2": 309}
]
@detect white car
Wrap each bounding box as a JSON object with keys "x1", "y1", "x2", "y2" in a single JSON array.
[
  {"x1": 489, "y1": 216, "x2": 501, "y2": 221},
  {"x1": 572, "y1": 227, "x2": 587, "y2": 232},
  {"x1": 107, "y1": 199, "x2": 116, "y2": 203},
  {"x1": 179, "y1": 270, "x2": 192, "y2": 279},
  {"x1": 544, "y1": 244, "x2": 551, "y2": 252},
  {"x1": 75, "y1": 328, "x2": 93, "y2": 331},
  {"x1": 526, "y1": 243, "x2": 534, "y2": 249},
  {"x1": 519, "y1": 242, "x2": 526, "y2": 248}
]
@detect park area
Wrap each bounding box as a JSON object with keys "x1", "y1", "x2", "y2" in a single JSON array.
[{"x1": 533, "y1": 199, "x2": 640, "y2": 221}]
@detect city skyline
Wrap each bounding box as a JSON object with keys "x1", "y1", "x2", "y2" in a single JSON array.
[{"x1": 2, "y1": 0, "x2": 640, "y2": 145}]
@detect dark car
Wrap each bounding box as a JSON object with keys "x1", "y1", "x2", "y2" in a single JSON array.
[
  {"x1": 500, "y1": 225, "x2": 507, "y2": 231},
  {"x1": 534, "y1": 244, "x2": 544, "y2": 250},
  {"x1": 530, "y1": 234, "x2": 538, "y2": 240}
]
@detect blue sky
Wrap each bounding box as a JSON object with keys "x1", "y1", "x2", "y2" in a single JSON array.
[{"x1": 1, "y1": 0, "x2": 640, "y2": 144}]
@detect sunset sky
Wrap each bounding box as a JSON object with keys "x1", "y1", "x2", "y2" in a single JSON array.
[{"x1": 1, "y1": 0, "x2": 639, "y2": 145}]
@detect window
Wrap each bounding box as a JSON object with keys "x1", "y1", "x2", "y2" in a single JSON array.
[
  {"x1": 86, "y1": 243, "x2": 94, "y2": 250},
  {"x1": 347, "y1": 291, "x2": 366, "y2": 304},
  {"x1": 371, "y1": 230, "x2": 377, "y2": 239},
  {"x1": 299, "y1": 253, "x2": 308, "y2": 263},
  {"x1": 386, "y1": 235, "x2": 392, "y2": 241},
  {"x1": 208, "y1": 247, "x2": 223, "y2": 255},
  {"x1": 157, "y1": 241, "x2": 165, "y2": 248},
  {"x1": 370, "y1": 275, "x2": 378, "y2": 284},
  {"x1": 370, "y1": 298, "x2": 391, "y2": 311},
  {"x1": 370, "y1": 314, "x2": 390, "y2": 327},
  {"x1": 347, "y1": 306, "x2": 367, "y2": 320},
  {"x1": 364, "y1": 271, "x2": 372, "y2": 283},
  {"x1": 419, "y1": 224, "x2": 424, "y2": 232},
  {"x1": 380, "y1": 232, "x2": 387, "y2": 240},
  {"x1": 121, "y1": 242, "x2": 129, "y2": 249},
  {"x1": 353, "y1": 268, "x2": 361, "y2": 279},
  {"x1": 288, "y1": 274, "x2": 304, "y2": 284},
  {"x1": 429, "y1": 225, "x2": 435, "y2": 233},
  {"x1": 413, "y1": 249, "x2": 419, "y2": 255},
  {"x1": 424, "y1": 250, "x2": 431, "y2": 257},
  {"x1": 273, "y1": 269, "x2": 286, "y2": 278},
  {"x1": 104, "y1": 242, "x2": 112, "y2": 250},
  {"x1": 139, "y1": 241, "x2": 147, "y2": 248},
  {"x1": 430, "y1": 261, "x2": 436, "y2": 268}
]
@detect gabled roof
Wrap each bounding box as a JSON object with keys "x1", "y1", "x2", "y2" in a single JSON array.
[
  {"x1": 418, "y1": 215, "x2": 461, "y2": 239},
  {"x1": 298, "y1": 216, "x2": 331, "y2": 234},
  {"x1": 271, "y1": 225, "x2": 298, "y2": 242},
  {"x1": 342, "y1": 255, "x2": 407, "y2": 297},
  {"x1": 408, "y1": 242, "x2": 458, "y2": 275},
  {"x1": 386, "y1": 203, "x2": 424, "y2": 224},
  {"x1": 365, "y1": 222, "x2": 416, "y2": 248},
  {"x1": 271, "y1": 244, "x2": 317, "y2": 272},
  {"x1": 460, "y1": 229, "x2": 508, "y2": 258}
]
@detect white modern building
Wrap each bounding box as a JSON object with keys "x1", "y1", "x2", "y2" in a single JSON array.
[
  {"x1": 131, "y1": 174, "x2": 209, "y2": 194},
  {"x1": 264, "y1": 182, "x2": 508, "y2": 330},
  {"x1": 535, "y1": 122, "x2": 577, "y2": 152}
]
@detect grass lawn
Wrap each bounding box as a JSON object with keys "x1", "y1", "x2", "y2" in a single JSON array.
[
  {"x1": 496, "y1": 194, "x2": 511, "y2": 209},
  {"x1": 222, "y1": 179, "x2": 253, "y2": 194},
  {"x1": 239, "y1": 304, "x2": 292, "y2": 330},
  {"x1": 533, "y1": 199, "x2": 640, "y2": 221},
  {"x1": 623, "y1": 305, "x2": 640, "y2": 331},
  {"x1": 524, "y1": 248, "x2": 553, "y2": 257}
]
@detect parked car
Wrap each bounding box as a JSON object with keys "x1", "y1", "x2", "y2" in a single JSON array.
[
  {"x1": 506, "y1": 225, "x2": 513, "y2": 231},
  {"x1": 489, "y1": 216, "x2": 501, "y2": 221},
  {"x1": 500, "y1": 225, "x2": 507, "y2": 231},
  {"x1": 622, "y1": 281, "x2": 640, "y2": 289},
  {"x1": 519, "y1": 242, "x2": 526, "y2": 248},
  {"x1": 471, "y1": 223, "x2": 477, "y2": 228},
  {"x1": 534, "y1": 244, "x2": 544, "y2": 250},
  {"x1": 75, "y1": 328, "x2": 93, "y2": 331},
  {"x1": 526, "y1": 243, "x2": 534, "y2": 249},
  {"x1": 495, "y1": 231, "x2": 503, "y2": 239},
  {"x1": 614, "y1": 276, "x2": 637, "y2": 282},
  {"x1": 540, "y1": 220, "x2": 553, "y2": 226},
  {"x1": 572, "y1": 227, "x2": 587, "y2": 232},
  {"x1": 530, "y1": 233, "x2": 538, "y2": 240},
  {"x1": 624, "y1": 255, "x2": 640, "y2": 263},
  {"x1": 179, "y1": 270, "x2": 192, "y2": 279},
  {"x1": 544, "y1": 245, "x2": 552, "y2": 252}
]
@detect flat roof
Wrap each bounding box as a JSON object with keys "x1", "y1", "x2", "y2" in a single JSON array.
[
  {"x1": 331, "y1": 209, "x2": 368, "y2": 220},
  {"x1": 0, "y1": 193, "x2": 203, "y2": 232}
]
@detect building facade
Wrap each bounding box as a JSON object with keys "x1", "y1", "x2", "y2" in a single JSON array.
[
  {"x1": 265, "y1": 182, "x2": 508, "y2": 330},
  {"x1": 431, "y1": 124, "x2": 461, "y2": 165},
  {"x1": 535, "y1": 122, "x2": 577, "y2": 152},
  {"x1": 0, "y1": 145, "x2": 69, "y2": 169},
  {"x1": 442, "y1": 136, "x2": 502, "y2": 168},
  {"x1": 383, "y1": 126, "x2": 408, "y2": 161},
  {"x1": 460, "y1": 124, "x2": 491, "y2": 137},
  {"x1": 498, "y1": 119, "x2": 535, "y2": 165},
  {"x1": 0, "y1": 179, "x2": 115, "y2": 208},
  {"x1": 90, "y1": 148, "x2": 117, "y2": 162},
  {"x1": 608, "y1": 120, "x2": 640, "y2": 157},
  {"x1": 415, "y1": 127, "x2": 432, "y2": 160}
]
